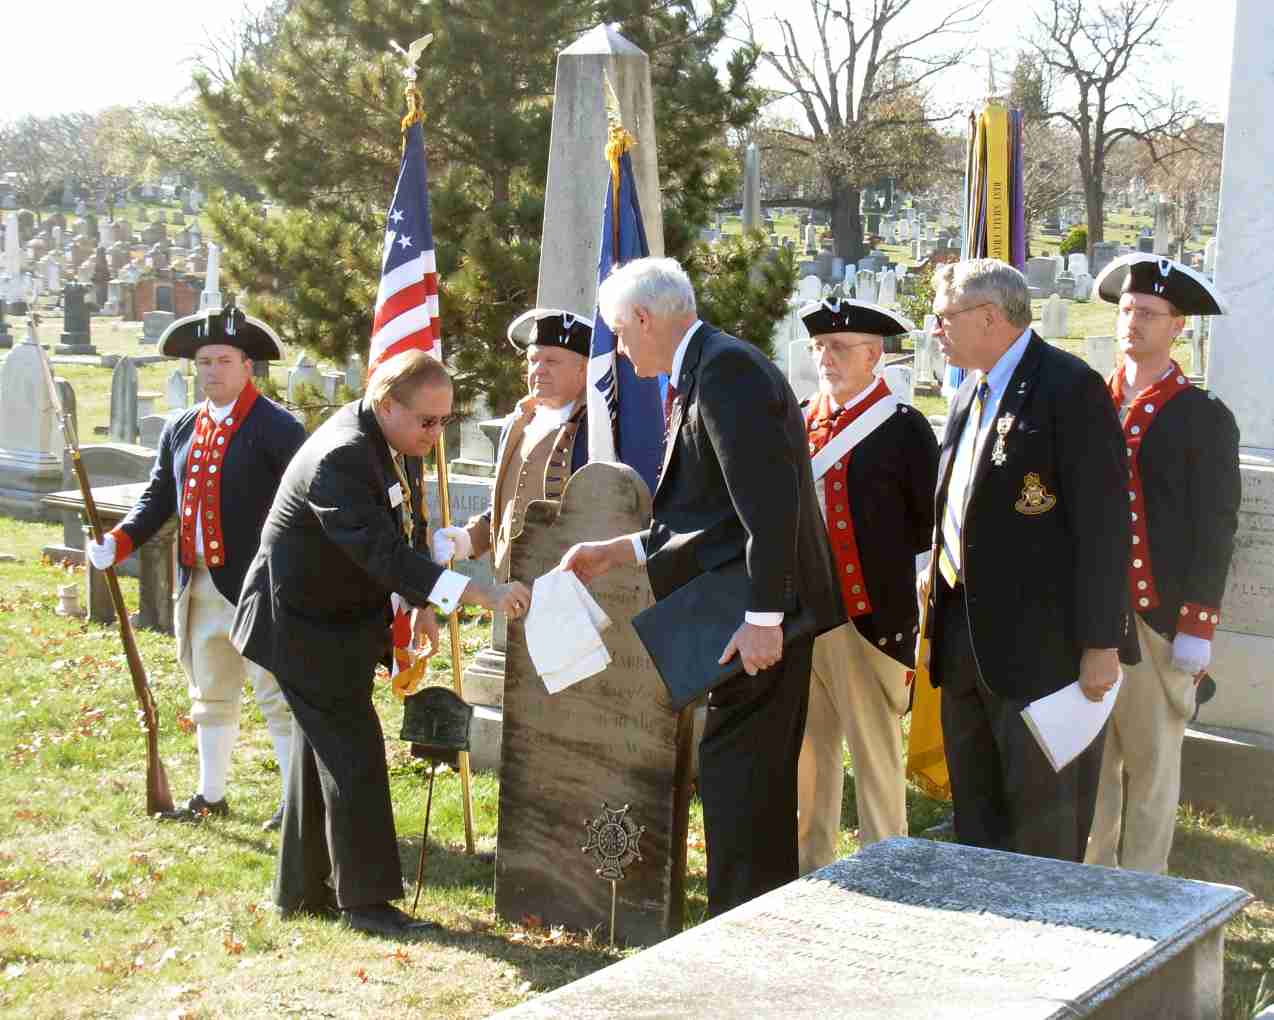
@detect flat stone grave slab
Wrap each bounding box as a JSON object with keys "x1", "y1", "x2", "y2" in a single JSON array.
[
  {"x1": 495, "y1": 837, "x2": 1250, "y2": 1020},
  {"x1": 497, "y1": 461, "x2": 693, "y2": 947}
]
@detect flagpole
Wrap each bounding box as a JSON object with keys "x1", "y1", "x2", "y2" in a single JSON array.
[{"x1": 434, "y1": 430, "x2": 477, "y2": 855}]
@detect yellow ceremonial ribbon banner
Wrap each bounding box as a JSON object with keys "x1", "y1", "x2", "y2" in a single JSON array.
[
  {"x1": 906, "y1": 552, "x2": 952, "y2": 802},
  {"x1": 983, "y1": 105, "x2": 1010, "y2": 262}
]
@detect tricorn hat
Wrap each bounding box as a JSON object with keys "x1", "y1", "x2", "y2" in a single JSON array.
[
  {"x1": 158, "y1": 295, "x2": 285, "y2": 360},
  {"x1": 799, "y1": 297, "x2": 915, "y2": 338},
  {"x1": 1092, "y1": 253, "x2": 1227, "y2": 316},
  {"x1": 507, "y1": 308, "x2": 593, "y2": 358}
]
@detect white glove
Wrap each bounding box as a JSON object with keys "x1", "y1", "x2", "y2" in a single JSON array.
[
  {"x1": 431, "y1": 526, "x2": 472, "y2": 564},
  {"x1": 1171, "y1": 633, "x2": 1211, "y2": 674},
  {"x1": 87, "y1": 534, "x2": 117, "y2": 570}
]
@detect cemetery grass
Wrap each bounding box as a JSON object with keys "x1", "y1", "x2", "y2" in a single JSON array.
[{"x1": 0, "y1": 515, "x2": 1268, "y2": 1018}]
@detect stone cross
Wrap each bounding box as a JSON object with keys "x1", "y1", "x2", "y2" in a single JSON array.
[{"x1": 537, "y1": 24, "x2": 663, "y2": 314}]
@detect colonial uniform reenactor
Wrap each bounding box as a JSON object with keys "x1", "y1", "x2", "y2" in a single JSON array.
[
  {"x1": 795, "y1": 298, "x2": 938, "y2": 870},
  {"x1": 432, "y1": 308, "x2": 589, "y2": 571},
  {"x1": 1085, "y1": 253, "x2": 1241, "y2": 874},
  {"x1": 86, "y1": 299, "x2": 306, "y2": 828},
  {"x1": 921, "y1": 258, "x2": 1138, "y2": 863}
]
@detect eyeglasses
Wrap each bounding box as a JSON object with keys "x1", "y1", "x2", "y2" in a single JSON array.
[
  {"x1": 414, "y1": 413, "x2": 461, "y2": 430},
  {"x1": 933, "y1": 302, "x2": 993, "y2": 328},
  {"x1": 1118, "y1": 306, "x2": 1179, "y2": 320}
]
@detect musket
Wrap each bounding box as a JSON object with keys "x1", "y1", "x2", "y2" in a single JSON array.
[{"x1": 33, "y1": 317, "x2": 175, "y2": 815}]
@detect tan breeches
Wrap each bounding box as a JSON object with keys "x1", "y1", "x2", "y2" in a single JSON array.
[
  {"x1": 176, "y1": 566, "x2": 291, "y2": 736},
  {"x1": 797, "y1": 622, "x2": 908, "y2": 874},
  {"x1": 1086, "y1": 615, "x2": 1194, "y2": 874}
]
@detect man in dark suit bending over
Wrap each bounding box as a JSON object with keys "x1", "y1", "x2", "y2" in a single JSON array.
[
  {"x1": 920, "y1": 258, "x2": 1136, "y2": 862},
  {"x1": 232, "y1": 350, "x2": 530, "y2": 937},
  {"x1": 560, "y1": 257, "x2": 843, "y2": 915}
]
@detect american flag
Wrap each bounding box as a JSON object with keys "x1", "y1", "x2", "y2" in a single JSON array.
[{"x1": 369, "y1": 117, "x2": 441, "y2": 374}]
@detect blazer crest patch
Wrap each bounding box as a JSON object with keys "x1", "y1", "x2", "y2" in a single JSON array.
[{"x1": 1014, "y1": 472, "x2": 1056, "y2": 515}]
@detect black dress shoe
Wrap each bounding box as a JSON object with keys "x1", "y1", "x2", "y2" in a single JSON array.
[
  {"x1": 276, "y1": 896, "x2": 339, "y2": 921},
  {"x1": 158, "y1": 794, "x2": 230, "y2": 822},
  {"x1": 340, "y1": 903, "x2": 439, "y2": 938},
  {"x1": 262, "y1": 804, "x2": 284, "y2": 832}
]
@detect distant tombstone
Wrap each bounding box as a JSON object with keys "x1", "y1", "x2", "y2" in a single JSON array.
[
  {"x1": 741, "y1": 142, "x2": 762, "y2": 232},
  {"x1": 912, "y1": 331, "x2": 936, "y2": 391},
  {"x1": 1053, "y1": 271, "x2": 1075, "y2": 300},
  {"x1": 47, "y1": 443, "x2": 157, "y2": 558},
  {"x1": 55, "y1": 282, "x2": 96, "y2": 355},
  {"x1": 1204, "y1": 237, "x2": 1218, "y2": 275},
  {"x1": 110, "y1": 357, "x2": 139, "y2": 443},
  {"x1": 877, "y1": 268, "x2": 897, "y2": 307},
  {"x1": 1072, "y1": 271, "x2": 1094, "y2": 303},
  {"x1": 1041, "y1": 293, "x2": 1069, "y2": 339},
  {"x1": 797, "y1": 274, "x2": 822, "y2": 302},
  {"x1": 1137, "y1": 235, "x2": 1156, "y2": 253},
  {"x1": 171, "y1": 211, "x2": 186, "y2": 226},
  {"x1": 155, "y1": 210, "x2": 167, "y2": 224},
  {"x1": 855, "y1": 269, "x2": 878, "y2": 305},
  {"x1": 287, "y1": 353, "x2": 322, "y2": 401},
  {"x1": 1153, "y1": 200, "x2": 1175, "y2": 254},
  {"x1": 1067, "y1": 253, "x2": 1089, "y2": 276},
  {"x1": 140, "y1": 310, "x2": 174, "y2": 345},
  {"x1": 1025, "y1": 257, "x2": 1058, "y2": 295},
  {"x1": 321, "y1": 371, "x2": 343, "y2": 400},
  {"x1": 0, "y1": 332, "x2": 63, "y2": 521},
  {"x1": 99, "y1": 221, "x2": 116, "y2": 249},
  {"x1": 911, "y1": 239, "x2": 921, "y2": 260},
  {"x1": 166, "y1": 369, "x2": 188, "y2": 410},
  {"x1": 803, "y1": 223, "x2": 817, "y2": 252},
  {"x1": 787, "y1": 339, "x2": 818, "y2": 402},
  {"x1": 882, "y1": 363, "x2": 913, "y2": 403},
  {"x1": 1090, "y1": 242, "x2": 1121, "y2": 278},
  {"x1": 496, "y1": 462, "x2": 690, "y2": 947},
  {"x1": 92, "y1": 247, "x2": 110, "y2": 307},
  {"x1": 898, "y1": 219, "x2": 911, "y2": 241},
  {"x1": 344, "y1": 353, "x2": 365, "y2": 393},
  {"x1": 1086, "y1": 335, "x2": 1117, "y2": 378},
  {"x1": 137, "y1": 414, "x2": 170, "y2": 449}
]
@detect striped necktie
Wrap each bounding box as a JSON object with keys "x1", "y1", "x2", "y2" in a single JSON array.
[
  {"x1": 390, "y1": 453, "x2": 415, "y2": 545},
  {"x1": 938, "y1": 378, "x2": 991, "y2": 588}
]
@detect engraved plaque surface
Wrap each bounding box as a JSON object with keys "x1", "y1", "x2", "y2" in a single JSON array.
[
  {"x1": 1221, "y1": 461, "x2": 1274, "y2": 638},
  {"x1": 495, "y1": 838, "x2": 1249, "y2": 1019}
]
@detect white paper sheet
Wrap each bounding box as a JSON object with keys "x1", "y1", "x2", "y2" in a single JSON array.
[
  {"x1": 524, "y1": 569, "x2": 612, "y2": 694},
  {"x1": 1020, "y1": 674, "x2": 1122, "y2": 773}
]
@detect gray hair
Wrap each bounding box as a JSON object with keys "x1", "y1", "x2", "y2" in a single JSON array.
[
  {"x1": 934, "y1": 258, "x2": 1033, "y2": 329},
  {"x1": 597, "y1": 256, "x2": 697, "y2": 327}
]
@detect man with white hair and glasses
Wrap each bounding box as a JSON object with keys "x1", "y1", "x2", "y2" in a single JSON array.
[
  {"x1": 560, "y1": 257, "x2": 844, "y2": 915},
  {"x1": 919, "y1": 258, "x2": 1138, "y2": 862}
]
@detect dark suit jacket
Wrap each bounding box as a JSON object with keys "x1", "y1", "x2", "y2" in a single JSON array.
[
  {"x1": 641, "y1": 323, "x2": 844, "y2": 637},
  {"x1": 231, "y1": 400, "x2": 444, "y2": 709},
  {"x1": 115, "y1": 395, "x2": 306, "y2": 604},
  {"x1": 926, "y1": 332, "x2": 1138, "y2": 702}
]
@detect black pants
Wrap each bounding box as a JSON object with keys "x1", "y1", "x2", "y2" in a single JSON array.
[
  {"x1": 274, "y1": 681, "x2": 404, "y2": 912},
  {"x1": 935, "y1": 585, "x2": 1103, "y2": 863},
  {"x1": 699, "y1": 636, "x2": 813, "y2": 916}
]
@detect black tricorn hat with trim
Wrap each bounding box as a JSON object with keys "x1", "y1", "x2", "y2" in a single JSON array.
[
  {"x1": 1092, "y1": 253, "x2": 1228, "y2": 316},
  {"x1": 799, "y1": 297, "x2": 915, "y2": 338},
  {"x1": 158, "y1": 295, "x2": 285, "y2": 360},
  {"x1": 506, "y1": 308, "x2": 593, "y2": 358}
]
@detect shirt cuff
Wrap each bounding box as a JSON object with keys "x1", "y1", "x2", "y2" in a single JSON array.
[
  {"x1": 915, "y1": 549, "x2": 932, "y2": 575},
  {"x1": 629, "y1": 534, "x2": 647, "y2": 566},
  {"x1": 427, "y1": 569, "x2": 469, "y2": 615},
  {"x1": 745, "y1": 611, "x2": 784, "y2": 627}
]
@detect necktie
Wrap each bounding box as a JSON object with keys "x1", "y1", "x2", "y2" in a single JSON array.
[
  {"x1": 938, "y1": 378, "x2": 990, "y2": 588},
  {"x1": 663, "y1": 382, "x2": 679, "y2": 429},
  {"x1": 390, "y1": 453, "x2": 415, "y2": 545}
]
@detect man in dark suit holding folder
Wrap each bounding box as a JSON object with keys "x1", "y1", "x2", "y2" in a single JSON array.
[{"x1": 560, "y1": 257, "x2": 843, "y2": 916}]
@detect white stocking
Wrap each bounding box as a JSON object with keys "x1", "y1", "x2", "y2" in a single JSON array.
[{"x1": 197, "y1": 723, "x2": 239, "y2": 803}]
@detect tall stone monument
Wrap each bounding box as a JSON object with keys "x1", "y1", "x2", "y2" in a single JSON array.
[
  {"x1": 55, "y1": 282, "x2": 95, "y2": 355},
  {"x1": 1198, "y1": 0, "x2": 1274, "y2": 780},
  {"x1": 537, "y1": 23, "x2": 664, "y2": 315},
  {"x1": 741, "y1": 141, "x2": 762, "y2": 232},
  {"x1": 0, "y1": 320, "x2": 62, "y2": 520},
  {"x1": 199, "y1": 242, "x2": 221, "y2": 310},
  {"x1": 496, "y1": 464, "x2": 691, "y2": 946}
]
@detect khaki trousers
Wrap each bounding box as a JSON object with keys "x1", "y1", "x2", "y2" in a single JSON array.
[
  {"x1": 1086, "y1": 615, "x2": 1194, "y2": 874},
  {"x1": 176, "y1": 566, "x2": 292, "y2": 737},
  {"x1": 797, "y1": 622, "x2": 908, "y2": 873}
]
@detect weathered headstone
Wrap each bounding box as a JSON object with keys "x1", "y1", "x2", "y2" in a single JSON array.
[
  {"x1": 1025, "y1": 256, "x2": 1057, "y2": 297},
  {"x1": 877, "y1": 268, "x2": 897, "y2": 307},
  {"x1": 139, "y1": 310, "x2": 173, "y2": 346},
  {"x1": 0, "y1": 329, "x2": 62, "y2": 520},
  {"x1": 1204, "y1": 237, "x2": 1218, "y2": 275},
  {"x1": 166, "y1": 369, "x2": 188, "y2": 410},
  {"x1": 286, "y1": 353, "x2": 322, "y2": 402},
  {"x1": 55, "y1": 282, "x2": 96, "y2": 355},
  {"x1": 1072, "y1": 271, "x2": 1094, "y2": 303},
  {"x1": 109, "y1": 356, "x2": 139, "y2": 443},
  {"x1": 344, "y1": 352, "x2": 365, "y2": 393},
  {"x1": 497, "y1": 462, "x2": 690, "y2": 946},
  {"x1": 882, "y1": 363, "x2": 913, "y2": 403},
  {"x1": 787, "y1": 339, "x2": 818, "y2": 403},
  {"x1": 536, "y1": 24, "x2": 663, "y2": 315},
  {"x1": 797, "y1": 274, "x2": 822, "y2": 303},
  {"x1": 44, "y1": 442, "x2": 156, "y2": 563},
  {"x1": 1040, "y1": 293, "x2": 1068, "y2": 339},
  {"x1": 855, "y1": 269, "x2": 878, "y2": 305},
  {"x1": 1153, "y1": 199, "x2": 1175, "y2": 255},
  {"x1": 1086, "y1": 335, "x2": 1116, "y2": 379},
  {"x1": 1090, "y1": 242, "x2": 1121, "y2": 278},
  {"x1": 1067, "y1": 252, "x2": 1089, "y2": 276},
  {"x1": 494, "y1": 838, "x2": 1250, "y2": 1020}
]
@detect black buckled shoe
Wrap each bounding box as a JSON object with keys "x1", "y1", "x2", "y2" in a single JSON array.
[
  {"x1": 158, "y1": 794, "x2": 230, "y2": 822},
  {"x1": 262, "y1": 804, "x2": 285, "y2": 832}
]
